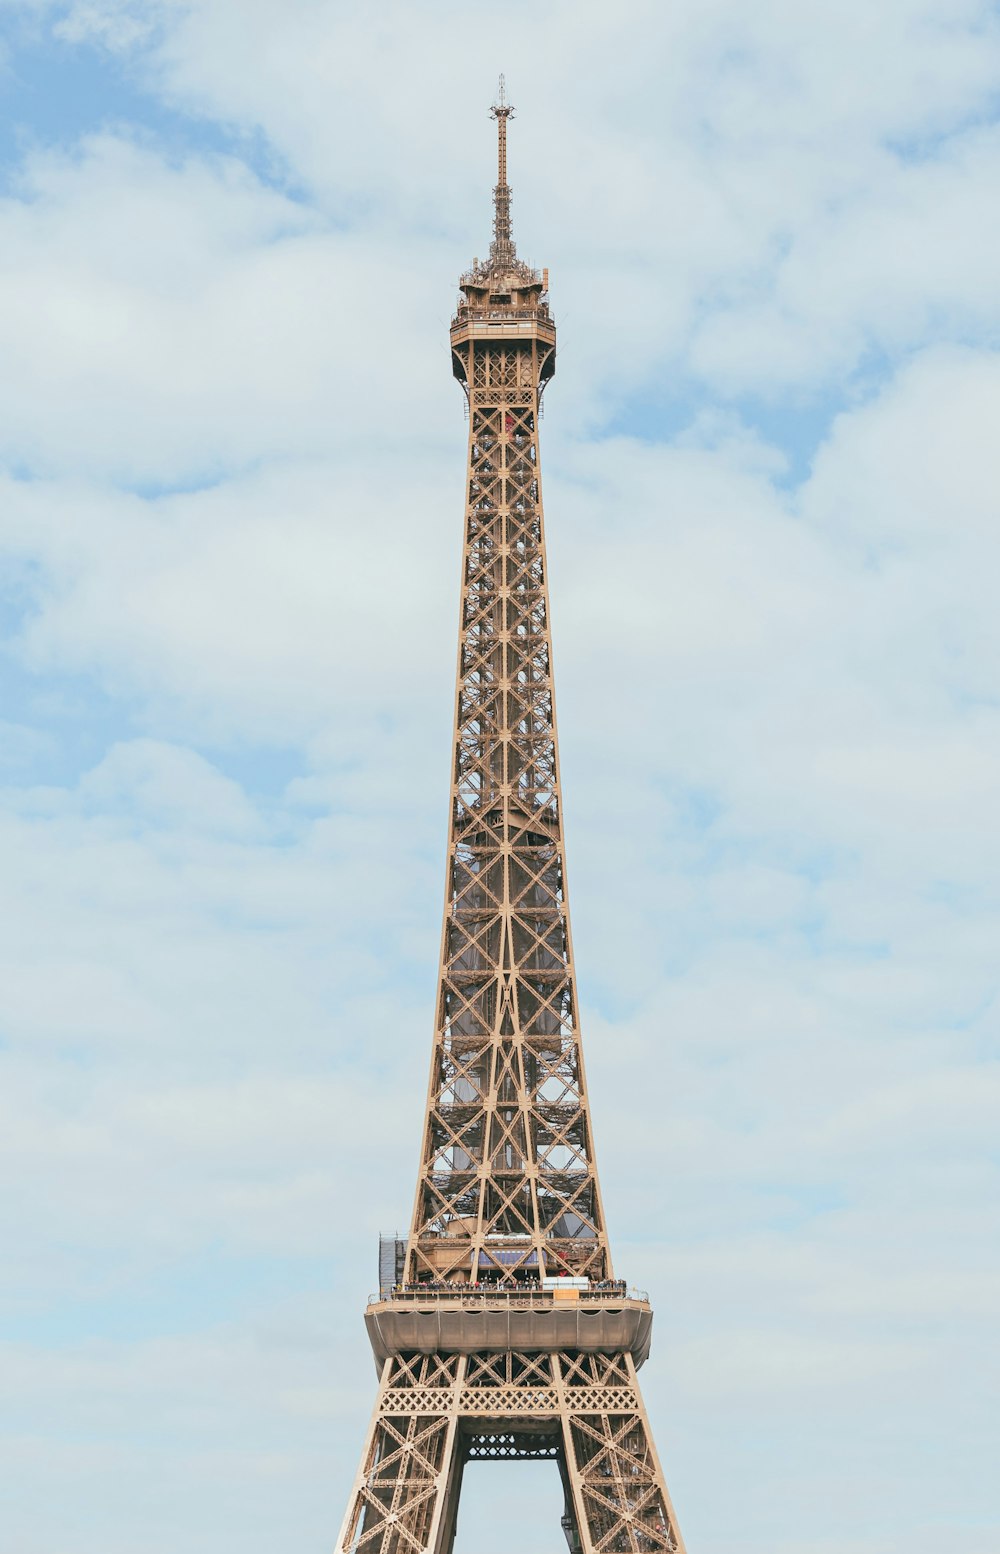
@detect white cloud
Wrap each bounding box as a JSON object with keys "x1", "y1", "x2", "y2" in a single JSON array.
[
  {"x1": 0, "y1": 3, "x2": 998, "y2": 1551},
  {"x1": 0, "y1": 1300, "x2": 369, "y2": 1554},
  {"x1": 82, "y1": 0, "x2": 1000, "y2": 405},
  {"x1": 0, "y1": 458, "x2": 456, "y2": 740},
  {"x1": 7, "y1": 0, "x2": 999, "y2": 436},
  {"x1": 53, "y1": 0, "x2": 158, "y2": 49},
  {"x1": 0, "y1": 134, "x2": 455, "y2": 482},
  {"x1": 79, "y1": 738, "x2": 263, "y2": 831}
]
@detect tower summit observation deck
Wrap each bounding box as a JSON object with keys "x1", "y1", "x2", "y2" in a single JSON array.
[{"x1": 337, "y1": 82, "x2": 688, "y2": 1554}]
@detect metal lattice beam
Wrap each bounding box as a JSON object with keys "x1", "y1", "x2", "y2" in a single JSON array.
[{"x1": 336, "y1": 89, "x2": 688, "y2": 1554}]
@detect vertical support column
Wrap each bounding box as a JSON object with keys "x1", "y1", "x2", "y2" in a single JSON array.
[
  {"x1": 423, "y1": 1399, "x2": 464, "y2": 1554},
  {"x1": 553, "y1": 1351, "x2": 687, "y2": 1554},
  {"x1": 336, "y1": 1356, "x2": 467, "y2": 1554},
  {"x1": 620, "y1": 1353, "x2": 688, "y2": 1554},
  {"x1": 552, "y1": 1352, "x2": 596, "y2": 1554},
  {"x1": 336, "y1": 1359, "x2": 390, "y2": 1554},
  {"x1": 433, "y1": 1433, "x2": 466, "y2": 1554}
]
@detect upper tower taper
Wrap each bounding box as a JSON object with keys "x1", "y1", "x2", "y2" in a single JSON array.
[{"x1": 451, "y1": 78, "x2": 556, "y2": 391}]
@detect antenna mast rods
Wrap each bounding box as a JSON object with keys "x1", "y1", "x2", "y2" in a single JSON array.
[
  {"x1": 492, "y1": 73, "x2": 514, "y2": 185},
  {"x1": 490, "y1": 75, "x2": 515, "y2": 263}
]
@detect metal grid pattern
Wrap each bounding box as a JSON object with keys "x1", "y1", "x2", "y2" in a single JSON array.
[
  {"x1": 406, "y1": 356, "x2": 610, "y2": 1287},
  {"x1": 337, "y1": 88, "x2": 688, "y2": 1554},
  {"x1": 339, "y1": 1352, "x2": 684, "y2": 1554}
]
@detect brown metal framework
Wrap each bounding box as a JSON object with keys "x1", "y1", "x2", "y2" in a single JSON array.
[{"x1": 337, "y1": 83, "x2": 687, "y2": 1554}]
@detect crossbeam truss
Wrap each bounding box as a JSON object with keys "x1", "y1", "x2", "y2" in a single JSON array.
[
  {"x1": 405, "y1": 367, "x2": 611, "y2": 1288},
  {"x1": 337, "y1": 93, "x2": 688, "y2": 1554},
  {"x1": 338, "y1": 1352, "x2": 685, "y2": 1554}
]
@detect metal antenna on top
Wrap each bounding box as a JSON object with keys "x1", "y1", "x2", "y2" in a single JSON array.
[{"x1": 490, "y1": 75, "x2": 516, "y2": 265}]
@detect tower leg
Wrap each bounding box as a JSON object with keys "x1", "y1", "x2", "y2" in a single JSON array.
[
  {"x1": 558, "y1": 1447, "x2": 584, "y2": 1554},
  {"x1": 336, "y1": 1355, "x2": 465, "y2": 1554},
  {"x1": 555, "y1": 1353, "x2": 687, "y2": 1554},
  {"x1": 338, "y1": 1347, "x2": 685, "y2": 1554},
  {"x1": 435, "y1": 1442, "x2": 465, "y2": 1554}
]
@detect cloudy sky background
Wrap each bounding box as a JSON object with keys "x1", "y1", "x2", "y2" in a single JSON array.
[{"x1": 1, "y1": 1, "x2": 998, "y2": 1550}]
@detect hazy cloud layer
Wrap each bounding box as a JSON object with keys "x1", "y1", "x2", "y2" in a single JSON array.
[{"x1": 0, "y1": 3, "x2": 998, "y2": 1551}]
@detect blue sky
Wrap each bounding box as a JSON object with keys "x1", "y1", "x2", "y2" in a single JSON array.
[{"x1": 1, "y1": 3, "x2": 999, "y2": 1551}]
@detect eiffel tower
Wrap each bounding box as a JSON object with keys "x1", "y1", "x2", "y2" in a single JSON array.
[{"x1": 337, "y1": 81, "x2": 687, "y2": 1554}]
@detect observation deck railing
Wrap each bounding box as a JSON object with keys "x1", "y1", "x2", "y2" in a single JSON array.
[
  {"x1": 451, "y1": 306, "x2": 555, "y2": 330},
  {"x1": 370, "y1": 1284, "x2": 650, "y2": 1307},
  {"x1": 453, "y1": 306, "x2": 552, "y2": 322}
]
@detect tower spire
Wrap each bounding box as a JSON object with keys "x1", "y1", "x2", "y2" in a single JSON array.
[{"x1": 490, "y1": 74, "x2": 516, "y2": 268}]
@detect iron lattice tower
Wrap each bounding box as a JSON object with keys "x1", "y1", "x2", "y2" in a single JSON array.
[{"x1": 338, "y1": 84, "x2": 687, "y2": 1554}]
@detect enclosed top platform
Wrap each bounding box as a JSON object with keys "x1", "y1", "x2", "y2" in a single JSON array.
[{"x1": 364, "y1": 1286, "x2": 653, "y2": 1369}]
